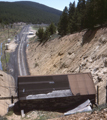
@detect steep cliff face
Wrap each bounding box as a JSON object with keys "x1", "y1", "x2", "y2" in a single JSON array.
[
  {"x1": 27, "y1": 27, "x2": 107, "y2": 105},
  {"x1": 0, "y1": 70, "x2": 15, "y2": 116}
]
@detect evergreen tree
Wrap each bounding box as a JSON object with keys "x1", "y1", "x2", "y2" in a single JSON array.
[
  {"x1": 44, "y1": 27, "x2": 50, "y2": 40},
  {"x1": 93, "y1": 0, "x2": 105, "y2": 25},
  {"x1": 58, "y1": 7, "x2": 69, "y2": 36},
  {"x1": 105, "y1": 0, "x2": 107, "y2": 21},
  {"x1": 69, "y1": 2, "x2": 75, "y2": 20},
  {"x1": 48, "y1": 22, "x2": 56, "y2": 35},
  {"x1": 36, "y1": 27, "x2": 44, "y2": 42},
  {"x1": 84, "y1": 0, "x2": 95, "y2": 29},
  {"x1": 77, "y1": 0, "x2": 86, "y2": 30},
  {"x1": 77, "y1": 0, "x2": 85, "y2": 12},
  {"x1": 69, "y1": 9, "x2": 78, "y2": 33},
  {"x1": 0, "y1": 18, "x2": 2, "y2": 23},
  {"x1": 68, "y1": 2, "x2": 76, "y2": 33}
]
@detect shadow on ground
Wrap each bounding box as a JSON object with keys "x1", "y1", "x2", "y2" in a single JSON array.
[
  {"x1": 13, "y1": 97, "x2": 93, "y2": 115},
  {"x1": 82, "y1": 27, "x2": 101, "y2": 45}
]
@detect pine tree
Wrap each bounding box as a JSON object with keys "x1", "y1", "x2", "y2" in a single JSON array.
[
  {"x1": 69, "y1": 2, "x2": 75, "y2": 20},
  {"x1": 48, "y1": 22, "x2": 56, "y2": 35},
  {"x1": 68, "y1": 2, "x2": 76, "y2": 33},
  {"x1": 69, "y1": 9, "x2": 78, "y2": 33},
  {"x1": 84, "y1": 0, "x2": 95, "y2": 29},
  {"x1": 84, "y1": 0, "x2": 105, "y2": 28},
  {"x1": 44, "y1": 27, "x2": 50, "y2": 40},
  {"x1": 105, "y1": 0, "x2": 107, "y2": 21},
  {"x1": 93, "y1": 0, "x2": 105, "y2": 25},
  {"x1": 58, "y1": 7, "x2": 69, "y2": 36},
  {"x1": 36, "y1": 27, "x2": 44, "y2": 42},
  {"x1": 77, "y1": 0, "x2": 86, "y2": 30}
]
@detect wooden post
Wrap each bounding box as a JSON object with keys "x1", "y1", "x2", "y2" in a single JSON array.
[
  {"x1": 106, "y1": 86, "x2": 107, "y2": 103},
  {"x1": 97, "y1": 86, "x2": 99, "y2": 105},
  {"x1": 11, "y1": 96, "x2": 13, "y2": 103}
]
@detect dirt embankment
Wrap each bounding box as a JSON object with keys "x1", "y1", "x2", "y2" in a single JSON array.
[
  {"x1": 27, "y1": 27, "x2": 107, "y2": 106},
  {"x1": 49, "y1": 108, "x2": 107, "y2": 120},
  {"x1": 0, "y1": 70, "x2": 16, "y2": 116}
]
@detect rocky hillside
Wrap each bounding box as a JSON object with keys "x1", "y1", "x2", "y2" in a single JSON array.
[
  {"x1": 49, "y1": 108, "x2": 107, "y2": 120},
  {"x1": 27, "y1": 27, "x2": 107, "y2": 106},
  {"x1": 0, "y1": 70, "x2": 15, "y2": 116}
]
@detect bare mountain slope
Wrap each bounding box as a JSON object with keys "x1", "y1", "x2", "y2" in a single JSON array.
[{"x1": 27, "y1": 27, "x2": 107, "y2": 105}]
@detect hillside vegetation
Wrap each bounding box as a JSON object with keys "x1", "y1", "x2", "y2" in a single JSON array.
[
  {"x1": 58, "y1": 0, "x2": 107, "y2": 36},
  {"x1": 0, "y1": 1, "x2": 62, "y2": 24}
]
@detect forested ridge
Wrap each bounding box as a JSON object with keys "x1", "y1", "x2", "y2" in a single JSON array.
[
  {"x1": 58, "y1": 0, "x2": 107, "y2": 36},
  {"x1": 0, "y1": 1, "x2": 62, "y2": 24}
]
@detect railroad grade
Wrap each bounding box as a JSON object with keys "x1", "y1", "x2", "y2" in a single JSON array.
[{"x1": 18, "y1": 26, "x2": 29, "y2": 76}]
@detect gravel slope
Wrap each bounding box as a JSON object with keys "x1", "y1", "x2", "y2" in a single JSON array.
[{"x1": 0, "y1": 70, "x2": 15, "y2": 116}]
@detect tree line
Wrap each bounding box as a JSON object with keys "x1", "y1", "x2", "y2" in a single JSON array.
[
  {"x1": 58, "y1": 0, "x2": 107, "y2": 36},
  {"x1": 0, "y1": 1, "x2": 61, "y2": 25}
]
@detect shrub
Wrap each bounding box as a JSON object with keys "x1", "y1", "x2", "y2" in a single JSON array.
[{"x1": 36, "y1": 23, "x2": 56, "y2": 42}]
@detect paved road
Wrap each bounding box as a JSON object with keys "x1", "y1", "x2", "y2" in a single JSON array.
[
  {"x1": 18, "y1": 26, "x2": 29, "y2": 76},
  {"x1": 8, "y1": 25, "x2": 30, "y2": 88}
]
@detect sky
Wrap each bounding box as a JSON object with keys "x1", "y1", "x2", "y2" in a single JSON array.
[{"x1": 0, "y1": 0, "x2": 78, "y2": 11}]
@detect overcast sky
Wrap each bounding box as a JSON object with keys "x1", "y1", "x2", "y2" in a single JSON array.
[{"x1": 0, "y1": 0, "x2": 78, "y2": 11}]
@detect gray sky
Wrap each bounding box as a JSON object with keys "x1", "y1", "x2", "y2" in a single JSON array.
[{"x1": 0, "y1": 0, "x2": 78, "y2": 11}]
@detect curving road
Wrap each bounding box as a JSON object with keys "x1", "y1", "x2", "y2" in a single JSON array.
[{"x1": 18, "y1": 26, "x2": 29, "y2": 76}]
